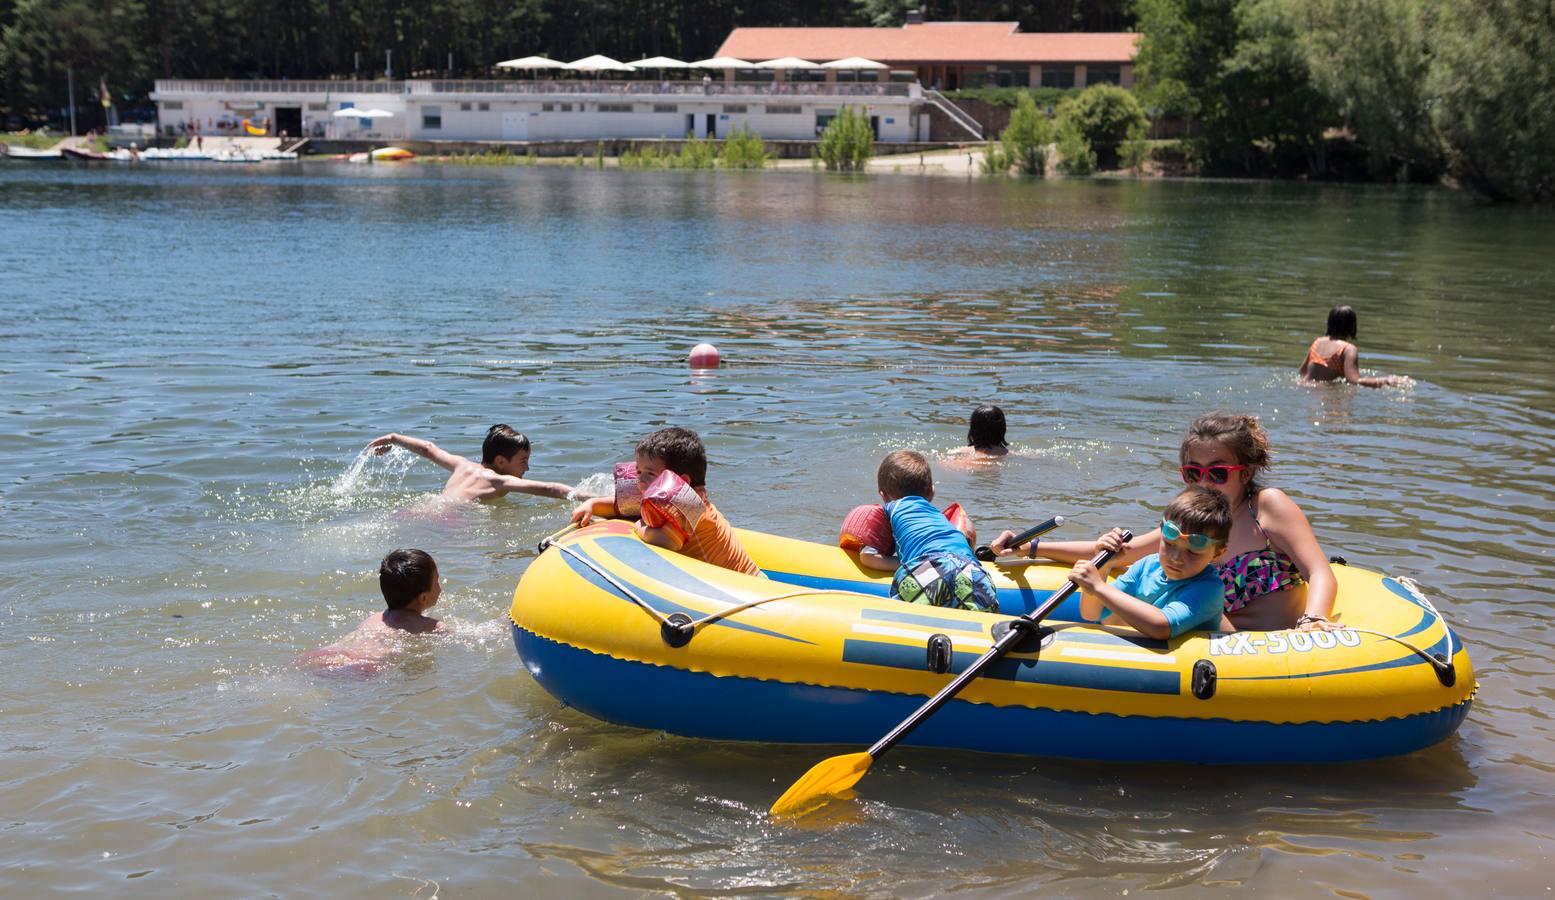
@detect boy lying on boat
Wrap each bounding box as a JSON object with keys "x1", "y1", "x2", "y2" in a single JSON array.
[
  {"x1": 855, "y1": 450, "x2": 998, "y2": 613},
  {"x1": 570, "y1": 426, "x2": 762, "y2": 576},
  {"x1": 366, "y1": 424, "x2": 578, "y2": 503},
  {"x1": 297, "y1": 549, "x2": 442, "y2": 674},
  {"x1": 1068, "y1": 487, "x2": 1235, "y2": 639}
]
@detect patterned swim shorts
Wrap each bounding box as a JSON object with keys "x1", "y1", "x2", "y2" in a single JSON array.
[{"x1": 891, "y1": 552, "x2": 998, "y2": 613}]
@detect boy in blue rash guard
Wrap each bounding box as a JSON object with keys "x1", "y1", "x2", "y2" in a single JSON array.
[
  {"x1": 858, "y1": 450, "x2": 997, "y2": 612},
  {"x1": 1069, "y1": 487, "x2": 1233, "y2": 640}
]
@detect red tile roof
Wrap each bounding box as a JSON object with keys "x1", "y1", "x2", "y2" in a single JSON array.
[{"x1": 717, "y1": 23, "x2": 1138, "y2": 65}]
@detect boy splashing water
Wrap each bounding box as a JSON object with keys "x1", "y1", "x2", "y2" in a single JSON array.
[{"x1": 366, "y1": 424, "x2": 577, "y2": 502}]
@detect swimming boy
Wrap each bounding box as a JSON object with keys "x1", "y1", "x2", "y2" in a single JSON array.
[
  {"x1": 570, "y1": 426, "x2": 761, "y2": 576},
  {"x1": 1068, "y1": 486, "x2": 1233, "y2": 640},
  {"x1": 297, "y1": 548, "x2": 443, "y2": 672},
  {"x1": 859, "y1": 450, "x2": 997, "y2": 612},
  {"x1": 366, "y1": 424, "x2": 576, "y2": 502}
]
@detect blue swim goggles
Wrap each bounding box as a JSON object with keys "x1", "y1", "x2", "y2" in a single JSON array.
[{"x1": 1161, "y1": 519, "x2": 1216, "y2": 552}]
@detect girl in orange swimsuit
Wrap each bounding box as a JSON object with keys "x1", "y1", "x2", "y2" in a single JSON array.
[{"x1": 1299, "y1": 304, "x2": 1408, "y2": 387}]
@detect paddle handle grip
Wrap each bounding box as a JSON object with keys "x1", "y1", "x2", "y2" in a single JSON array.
[
  {"x1": 867, "y1": 532, "x2": 1130, "y2": 760},
  {"x1": 974, "y1": 515, "x2": 1065, "y2": 562}
]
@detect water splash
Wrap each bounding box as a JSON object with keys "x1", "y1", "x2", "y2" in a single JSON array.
[
  {"x1": 570, "y1": 470, "x2": 614, "y2": 501},
  {"x1": 332, "y1": 445, "x2": 417, "y2": 495}
]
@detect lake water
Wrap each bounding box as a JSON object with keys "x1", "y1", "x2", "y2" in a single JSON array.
[{"x1": 2, "y1": 162, "x2": 1552, "y2": 896}]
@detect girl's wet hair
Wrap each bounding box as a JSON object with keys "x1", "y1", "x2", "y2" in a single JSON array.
[
  {"x1": 1180, "y1": 412, "x2": 1270, "y2": 496},
  {"x1": 1326, "y1": 304, "x2": 1359, "y2": 341},
  {"x1": 967, "y1": 404, "x2": 1008, "y2": 450}
]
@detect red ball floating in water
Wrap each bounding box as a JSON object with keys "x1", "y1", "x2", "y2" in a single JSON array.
[{"x1": 689, "y1": 343, "x2": 720, "y2": 369}]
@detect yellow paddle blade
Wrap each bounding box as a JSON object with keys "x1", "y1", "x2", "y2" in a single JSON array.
[{"x1": 770, "y1": 751, "x2": 874, "y2": 817}]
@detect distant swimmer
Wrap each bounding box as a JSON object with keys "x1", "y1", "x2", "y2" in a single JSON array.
[
  {"x1": 944, "y1": 404, "x2": 1011, "y2": 469},
  {"x1": 366, "y1": 424, "x2": 578, "y2": 503},
  {"x1": 297, "y1": 548, "x2": 443, "y2": 674},
  {"x1": 1299, "y1": 305, "x2": 1409, "y2": 388}
]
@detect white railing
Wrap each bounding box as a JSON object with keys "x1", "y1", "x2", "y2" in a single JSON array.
[
  {"x1": 924, "y1": 89, "x2": 984, "y2": 139},
  {"x1": 154, "y1": 79, "x2": 406, "y2": 95},
  {"x1": 153, "y1": 78, "x2": 913, "y2": 99}
]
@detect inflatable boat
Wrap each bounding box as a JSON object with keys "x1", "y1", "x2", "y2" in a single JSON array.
[{"x1": 509, "y1": 521, "x2": 1474, "y2": 764}]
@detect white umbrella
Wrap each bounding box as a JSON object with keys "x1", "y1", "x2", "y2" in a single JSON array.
[
  {"x1": 689, "y1": 56, "x2": 755, "y2": 69},
  {"x1": 755, "y1": 57, "x2": 821, "y2": 69},
  {"x1": 566, "y1": 54, "x2": 634, "y2": 72},
  {"x1": 354, "y1": 109, "x2": 395, "y2": 118},
  {"x1": 820, "y1": 56, "x2": 890, "y2": 70},
  {"x1": 496, "y1": 55, "x2": 568, "y2": 70},
  {"x1": 628, "y1": 55, "x2": 691, "y2": 69}
]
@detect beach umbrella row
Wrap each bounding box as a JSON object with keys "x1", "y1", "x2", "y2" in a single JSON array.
[{"x1": 494, "y1": 55, "x2": 891, "y2": 71}]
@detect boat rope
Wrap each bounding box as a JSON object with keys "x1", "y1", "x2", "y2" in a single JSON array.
[
  {"x1": 544, "y1": 539, "x2": 862, "y2": 645},
  {"x1": 1394, "y1": 575, "x2": 1456, "y2": 665}
]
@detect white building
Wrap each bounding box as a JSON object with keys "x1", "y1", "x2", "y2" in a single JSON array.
[{"x1": 149, "y1": 78, "x2": 947, "y2": 145}]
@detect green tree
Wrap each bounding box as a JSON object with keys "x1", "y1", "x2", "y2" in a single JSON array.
[
  {"x1": 818, "y1": 105, "x2": 873, "y2": 171},
  {"x1": 999, "y1": 91, "x2": 1052, "y2": 175},
  {"x1": 1058, "y1": 82, "x2": 1147, "y2": 168},
  {"x1": 718, "y1": 122, "x2": 769, "y2": 168},
  {"x1": 1426, "y1": 0, "x2": 1555, "y2": 203},
  {"x1": 1055, "y1": 117, "x2": 1096, "y2": 174}
]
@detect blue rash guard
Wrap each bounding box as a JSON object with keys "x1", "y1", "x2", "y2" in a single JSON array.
[
  {"x1": 1098, "y1": 555, "x2": 1224, "y2": 638},
  {"x1": 884, "y1": 496, "x2": 997, "y2": 612}
]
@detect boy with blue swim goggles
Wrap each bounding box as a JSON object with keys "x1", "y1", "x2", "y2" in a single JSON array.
[{"x1": 1160, "y1": 518, "x2": 1218, "y2": 553}]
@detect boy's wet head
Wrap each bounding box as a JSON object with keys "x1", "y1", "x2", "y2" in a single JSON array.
[
  {"x1": 1158, "y1": 487, "x2": 1232, "y2": 578},
  {"x1": 380, "y1": 548, "x2": 438, "y2": 610},
  {"x1": 636, "y1": 427, "x2": 707, "y2": 487},
  {"x1": 482, "y1": 424, "x2": 531, "y2": 467},
  {"x1": 878, "y1": 450, "x2": 934, "y2": 501}
]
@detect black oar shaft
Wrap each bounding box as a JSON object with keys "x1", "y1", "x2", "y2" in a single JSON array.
[
  {"x1": 866, "y1": 535, "x2": 1128, "y2": 760},
  {"x1": 975, "y1": 515, "x2": 1065, "y2": 561}
]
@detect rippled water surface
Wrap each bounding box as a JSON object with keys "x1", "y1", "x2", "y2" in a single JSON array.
[{"x1": 2, "y1": 163, "x2": 1553, "y2": 896}]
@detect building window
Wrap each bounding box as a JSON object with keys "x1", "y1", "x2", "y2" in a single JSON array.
[
  {"x1": 460, "y1": 102, "x2": 472, "y2": 111},
  {"x1": 653, "y1": 103, "x2": 678, "y2": 113},
  {"x1": 1041, "y1": 67, "x2": 1076, "y2": 89},
  {"x1": 765, "y1": 104, "x2": 801, "y2": 115},
  {"x1": 722, "y1": 104, "x2": 748, "y2": 114},
  {"x1": 559, "y1": 102, "x2": 574, "y2": 112},
  {"x1": 422, "y1": 105, "x2": 442, "y2": 129},
  {"x1": 478, "y1": 102, "x2": 490, "y2": 111},
  {"x1": 994, "y1": 68, "x2": 1030, "y2": 88},
  {"x1": 306, "y1": 102, "x2": 326, "y2": 111},
  {"x1": 163, "y1": 101, "x2": 184, "y2": 110},
  {"x1": 542, "y1": 103, "x2": 554, "y2": 112},
  {"x1": 598, "y1": 103, "x2": 632, "y2": 112},
  {"x1": 1088, "y1": 66, "x2": 1122, "y2": 85}
]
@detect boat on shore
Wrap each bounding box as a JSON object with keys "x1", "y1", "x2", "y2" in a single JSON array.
[
  {"x1": 510, "y1": 520, "x2": 1474, "y2": 764},
  {"x1": 2, "y1": 144, "x2": 63, "y2": 160}
]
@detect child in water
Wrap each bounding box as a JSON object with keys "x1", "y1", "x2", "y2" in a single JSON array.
[
  {"x1": 297, "y1": 549, "x2": 443, "y2": 673},
  {"x1": 1068, "y1": 487, "x2": 1232, "y2": 639},
  {"x1": 946, "y1": 404, "x2": 1010, "y2": 465},
  {"x1": 859, "y1": 450, "x2": 997, "y2": 612},
  {"x1": 366, "y1": 424, "x2": 578, "y2": 502},
  {"x1": 571, "y1": 426, "x2": 761, "y2": 576},
  {"x1": 1299, "y1": 304, "x2": 1409, "y2": 387}
]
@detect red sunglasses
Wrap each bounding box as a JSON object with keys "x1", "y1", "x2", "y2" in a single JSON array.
[{"x1": 1180, "y1": 464, "x2": 1248, "y2": 485}]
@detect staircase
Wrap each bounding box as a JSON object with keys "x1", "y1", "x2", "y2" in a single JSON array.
[{"x1": 923, "y1": 90, "x2": 984, "y2": 140}]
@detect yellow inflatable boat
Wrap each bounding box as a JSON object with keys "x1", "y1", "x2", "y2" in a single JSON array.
[{"x1": 510, "y1": 521, "x2": 1474, "y2": 763}]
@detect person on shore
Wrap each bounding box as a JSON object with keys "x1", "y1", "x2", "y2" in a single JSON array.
[
  {"x1": 297, "y1": 549, "x2": 443, "y2": 673},
  {"x1": 947, "y1": 404, "x2": 1010, "y2": 465},
  {"x1": 857, "y1": 450, "x2": 996, "y2": 612},
  {"x1": 989, "y1": 412, "x2": 1338, "y2": 632},
  {"x1": 366, "y1": 424, "x2": 577, "y2": 503},
  {"x1": 571, "y1": 427, "x2": 761, "y2": 576},
  {"x1": 1068, "y1": 487, "x2": 1232, "y2": 640},
  {"x1": 1299, "y1": 304, "x2": 1408, "y2": 387}
]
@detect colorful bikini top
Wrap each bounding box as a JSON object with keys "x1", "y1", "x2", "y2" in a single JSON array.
[
  {"x1": 1219, "y1": 495, "x2": 1305, "y2": 612},
  {"x1": 1305, "y1": 339, "x2": 1348, "y2": 372}
]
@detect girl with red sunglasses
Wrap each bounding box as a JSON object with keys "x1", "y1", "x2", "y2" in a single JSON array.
[{"x1": 989, "y1": 412, "x2": 1338, "y2": 632}]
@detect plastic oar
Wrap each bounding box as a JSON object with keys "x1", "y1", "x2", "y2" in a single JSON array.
[
  {"x1": 974, "y1": 515, "x2": 1066, "y2": 562},
  {"x1": 770, "y1": 531, "x2": 1130, "y2": 817}
]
